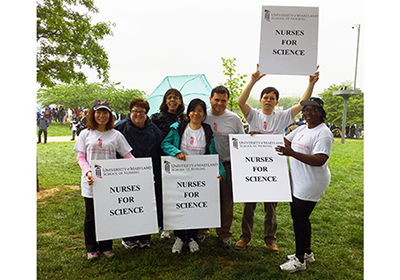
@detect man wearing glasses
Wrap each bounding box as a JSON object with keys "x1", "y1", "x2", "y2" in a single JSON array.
[{"x1": 235, "y1": 64, "x2": 319, "y2": 254}]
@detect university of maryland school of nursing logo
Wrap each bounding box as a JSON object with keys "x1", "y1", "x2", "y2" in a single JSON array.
[
  {"x1": 94, "y1": 163, "x2": 102, "y2": 178},
  {"x1": 164, "y1": 159, "x2": 171, "y2": 174},
  {"x1": 232, "y1": 137, "x2": 239, "y2": 150},
  {"x1": 264, "y1": 8, "x2": 271, "y2": 22}
]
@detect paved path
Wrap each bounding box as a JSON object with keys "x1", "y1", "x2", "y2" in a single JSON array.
[{"x1": 38, "y1": 136, "x2": 77, "y2": 143}]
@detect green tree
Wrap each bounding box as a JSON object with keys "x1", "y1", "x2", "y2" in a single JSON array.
[
  {"x1": 37, "y1": 0, "x2": 115, "y2": 88},
  {"x1": 278, "y1": 97, "x2": 301, "y2": 110},
  {"x1": 318, "y1": 84, "x2": 364, "y2": 126},
  {"x1": 220, "y1": 57, "x2": 247, "y2": 114},
  {"x1": 37, "y1": 83, "x2": 145, "y2": 114}
]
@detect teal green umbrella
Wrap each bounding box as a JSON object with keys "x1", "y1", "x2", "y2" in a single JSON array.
[{"x1": 146, "y1": 74, "x2": 212, "y2": 116}]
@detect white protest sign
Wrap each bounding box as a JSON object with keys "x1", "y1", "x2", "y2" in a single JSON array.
[
  {"x1": 161, "y1": 155, "x2": 220, "y2": 231},
  {"x1": 92, "y1": 158, "x2": 158, "y2": 241},
  {"x1": 229, "y1": 134, "x2": 292, "y2": 202},
  {"x1": 258, "y1": 6, "x2": 319, "y2": 76}
]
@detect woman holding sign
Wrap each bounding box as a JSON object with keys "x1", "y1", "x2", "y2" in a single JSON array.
[
  {"x1": 275, "y1": 97, "x2": 334, "y2": 273},
  {"x1": 161, "y1": 98, "x2": 226, "y2": 254},
  {"x1": 74, "y1": 99, "x2": 134, "y2": 260}
]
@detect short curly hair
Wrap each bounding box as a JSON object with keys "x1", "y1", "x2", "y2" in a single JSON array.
[{"x1": 129, "y1": 98, "x2": 150, "y2": 113}]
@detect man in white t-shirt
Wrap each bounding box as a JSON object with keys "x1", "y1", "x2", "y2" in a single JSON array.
[
  {"x1": 204, "y1": 85, "x2": 245, "y2": 248},
  {"x1": 235, "y1": 64, "x2": 319, "y2": 253}
]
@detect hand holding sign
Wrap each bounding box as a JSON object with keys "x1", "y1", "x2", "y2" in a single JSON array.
[{"x1": 251, "y1": 64, "x2": 266, "y2": 83}]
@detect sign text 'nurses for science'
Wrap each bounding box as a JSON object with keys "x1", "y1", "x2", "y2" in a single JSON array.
[
  {"x1": 259, "y1": 6, "x2": 319, "y2": 76},
  {"x1": 92, "y1": 158, "x2": 158, "y2": 241},
  {"x1": 229, "y1": 134, "x2": 292, "y2": 203},
  {"x1": 161, "y1": 155, "x2": 221, "y2": 231}
]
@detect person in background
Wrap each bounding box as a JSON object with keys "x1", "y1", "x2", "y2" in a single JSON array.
[
  {"x1": 44, "y1": 107, "x2": 51, "y2": 123},
  {"x1": 58, "y1": 107, "x2": 65, "y2": 125},
  {"x1": 115, "y1": 98, "x2": 165, "y2": 248},
  {"x1": 235, "y1": 64, "x2": 319, "y2": 254},
  {"x1": 73, "y1": 99, "x2": 134, "y2": 260},
  {"x1": 203, "y1": 85, "x2": 245, "y2": 248},
  {"x1": 275, "y1": 97, "x2": 333, "y2": 273},
  {"x1": 286, "y1": 121, "x2": 298, "y2": 135},
  {"x1": 37, "y1": 114, "x2": 49, "y2": 144},
  {"x1": 112, "y1": 111, "x2": 119, "y2": 125},
  {"x1": 70, "y1": 113, "x2": 79, "y2": 141},
  {"x1": 296, "y1": 117, "x2": 305, "y2": 127},
  {"x1": 150, "y1": 88, "x2": 186, "y2": 137},
  {"x1": 161, "y1": 98, "x2": 226, "y2": 254}
]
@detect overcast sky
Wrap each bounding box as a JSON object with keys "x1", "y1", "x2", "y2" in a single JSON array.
[{"x1": 82, "y1": 0, "x2": 364, "y2": 99}]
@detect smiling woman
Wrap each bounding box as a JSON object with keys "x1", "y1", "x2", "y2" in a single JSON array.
[
  {"x1": 73, "y1": 99, "x2": 134, "y2": 260},
  {"x1": 150, "y1": 88, "x2": 186, "y2": 136},
  {"x1": 114, "y1": 97, "x2": 166, "y2": 249}
]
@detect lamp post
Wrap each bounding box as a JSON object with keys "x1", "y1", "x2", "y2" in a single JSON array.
[
  {"x1": 333, "y1": 89, "x2": 361, "y2": 144},
  {"x1": 352, "y1": 24, "x2": 361, "y2": 89},
  {"x1": 333, "y1": 24, "x2": 362, "y2": 144}
]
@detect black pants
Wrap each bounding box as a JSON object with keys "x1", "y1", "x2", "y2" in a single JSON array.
[
  {"x1": 84, "y1": 198, "x2": 113, "y2": 253},
  {"x1": 38, "y1": 129, "x2": 47, "y2": 143},
  {"x1": 290, "y1": 196, "x2": 317, "y2": 260},
  {"x1": 174, "y1": 229, "x2": 199, "y2": 243}
]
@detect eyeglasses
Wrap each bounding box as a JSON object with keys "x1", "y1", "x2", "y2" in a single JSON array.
[
  {"x1": 301, "y1": 108, "x2": 320, "y2": 114},
  {"x1": 131, "y1": 110, "x2": 147, "y2": 115},
  {"x1": 166, "y1": 96, "x2": 180, "y2": 100}
]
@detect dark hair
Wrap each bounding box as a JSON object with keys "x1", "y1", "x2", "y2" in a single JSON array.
[
  {"x1": 86, "y1": 108, "x2": 115, "y2": 131},
  {"x1": 211, "y1": 85, "x2": 230, "y2": 99},
  {"x1": 159, "y1": 88, "x2": 185, "y2": 115},
  {"x1": 260, "y1": 87, "x2": 280, "y2": 100},
  {"x1": 187, "y1": 98, "x2": 207, "y2": 122},
  {"x1": 319, "y1": 107, "x2": 327, "y2": 123},
  {"x1": 130, "y1": 98, "x2": 150, "y2": 113}
]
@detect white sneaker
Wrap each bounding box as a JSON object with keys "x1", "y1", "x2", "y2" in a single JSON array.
[
  {"x1": 280, "y1": 256, "x2": 306, "y2": 273},
  {"x1": 172, "y1": 237, "x2": 183, "y2": 254},
  {"x1": 161, "y1": 230, "x2": 170, "y2": 239},
  {"x1": 287, "y1": 252, "x2": 315, "y2": 263},
  {"x1": 188, "y1": 238, "x2": 199, "y2": 253}
]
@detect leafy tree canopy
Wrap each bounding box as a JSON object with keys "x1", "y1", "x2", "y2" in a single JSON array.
[
  {"x1": 37, "y1": 83, "x2": 145, "y2": 114},
  {"x1": 37, "y1": 0, "x2": 115, "y2": 88},
  {"x1": 318, "y1": 84, "x2": 364, "y2": 126},
  {"x1": 220, "y1": 57, "x2": 247, "y2": 115},
  {"x1": 278, "y1": 97, "x2": 301, "y2": 110}
]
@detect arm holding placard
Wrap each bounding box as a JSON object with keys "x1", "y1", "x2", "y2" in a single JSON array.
[
  {"x1": 238, "y1": 64, "x2": 266, "y2": 118},
  {"x1": 290, "y1": 69, "x2": 320, "y2": 118},
  {"x1": 76, "y1": 151, "x2": 134, "y2": 185},
  {"x1": 161, "y1": 123, "x2": 183, "y2": 158}
]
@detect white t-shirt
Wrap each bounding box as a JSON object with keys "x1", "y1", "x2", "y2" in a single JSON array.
[
  {"x1": 180, "y1": 125, "x2": 207, "y2": 155},
  {"x1": 73, "y1": 129, "x2": 132, "y2": 198},
  {"x1": 285, "y1": 123, "x2": 334, "y2": 202},
  {"x1": 246, "y1": 107, "x2": 293, "y2": 135},
  {"x1": 204, "y1": 108, "x2": 244, "y2": 162}
]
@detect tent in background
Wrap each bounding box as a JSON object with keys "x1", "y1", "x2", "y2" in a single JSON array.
[{"x1": 146, "y1": 74, "x2": 212, "y2": 116}]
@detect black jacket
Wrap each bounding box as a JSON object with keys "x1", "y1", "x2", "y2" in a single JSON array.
[
  {"x1": 37, "y1": 117, "x2": 49, "y2": 130},
  {"x1": 150, "y1": 111, "x2": 185, "y2": 137},
  {"x1": 114, "y1": 114, "x2": 165, "y2": 185}
]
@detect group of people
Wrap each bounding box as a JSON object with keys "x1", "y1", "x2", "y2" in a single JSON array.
[
  {"x1": 73, "y1": 65, "x2": 334, "y2": 273},
  {"x1": 37, "y1": 106, "x2": 66, "y2": 125}
]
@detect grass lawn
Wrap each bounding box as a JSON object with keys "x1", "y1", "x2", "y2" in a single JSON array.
[
  {"x1": 37, "y1": 138, "x2": 364, "y2": 279},
  {"x1": 36, "y1": 122, "x2": 72, "y2": 137}
]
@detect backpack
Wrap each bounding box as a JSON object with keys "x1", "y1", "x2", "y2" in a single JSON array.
[{"x1": 76, "y1": 116, "x2": 87, "y2": 136}]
